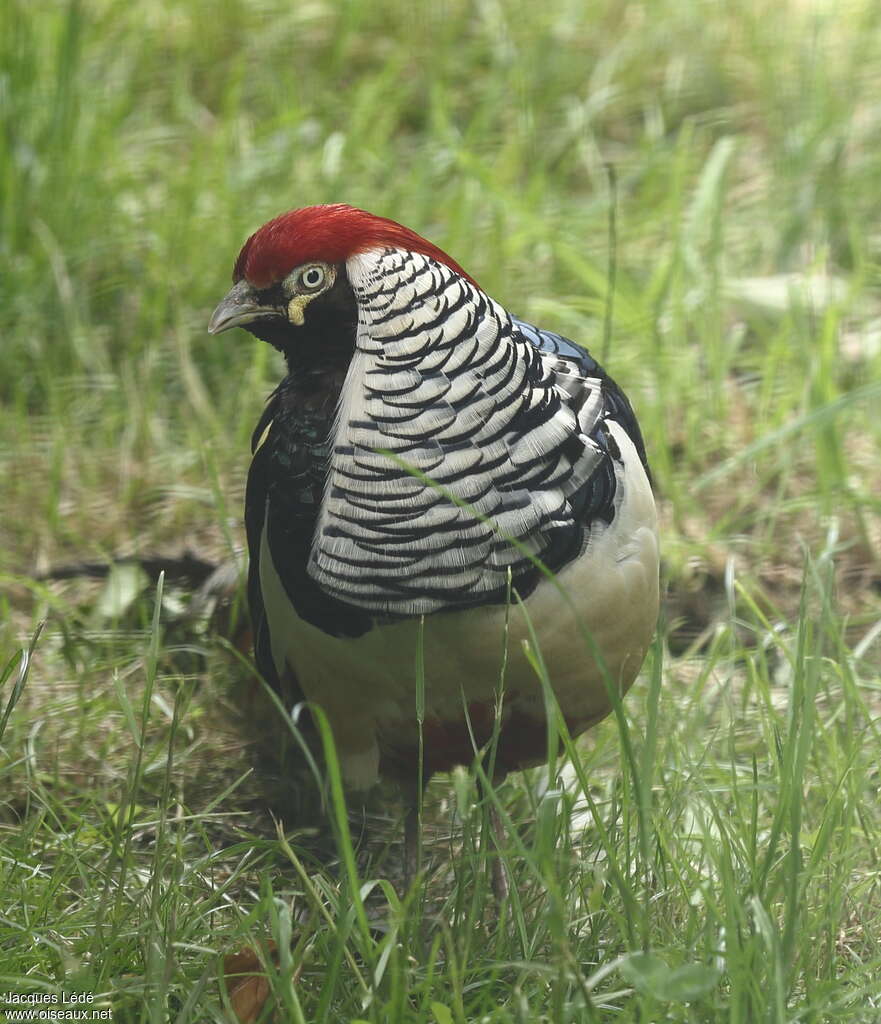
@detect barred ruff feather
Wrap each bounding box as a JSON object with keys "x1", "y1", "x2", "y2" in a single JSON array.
[{"x1": 308, "y1": 248, "x2": 608, "y2": 614}]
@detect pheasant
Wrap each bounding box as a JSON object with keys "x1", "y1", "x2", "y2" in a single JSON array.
[{"x1": 209, "y1": 204, "x2": 659, "y2": 882}]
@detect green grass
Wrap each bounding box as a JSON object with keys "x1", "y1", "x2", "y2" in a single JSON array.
[{"x1": 2, "y1": 0, "x2": 881, "y2": 1019}]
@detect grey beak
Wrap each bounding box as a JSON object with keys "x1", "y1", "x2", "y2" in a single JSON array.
[{"x1": 208, "y1": 279, "x2": 282, "y2": 335}]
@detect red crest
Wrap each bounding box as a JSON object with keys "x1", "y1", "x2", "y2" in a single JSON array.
[{"x1": 232, "y1": 204, "x2": 478, "y2": 289}]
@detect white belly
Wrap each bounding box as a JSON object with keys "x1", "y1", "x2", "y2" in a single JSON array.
[{"x1": 259, "y1": 421, "x2": 659, "y2": 789}]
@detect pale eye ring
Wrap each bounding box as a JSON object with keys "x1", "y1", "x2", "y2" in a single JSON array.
[{"x1": 299, "y1": 265, "x2": 326, "y2": 291}]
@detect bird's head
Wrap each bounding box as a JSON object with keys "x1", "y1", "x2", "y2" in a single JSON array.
[{"x1": 209, "y1": 204, "x2": 475, "y2": 368}]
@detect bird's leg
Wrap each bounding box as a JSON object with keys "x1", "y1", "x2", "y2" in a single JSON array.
[
  {"x1": 479, "y1": 774, "x2": 510, "y2": 902},
  {"x1": 489, "y1": 803, "x2": 510, "y2": 902},
  {"x1": 403, "y1": 801, "x2": 419, "y2": 891},
  {"x1": 402, "y1": 781, "x2": 425, "y2": 892}
]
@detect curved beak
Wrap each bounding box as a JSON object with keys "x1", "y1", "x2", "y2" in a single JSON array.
[{"x1": 208, "y1": 279, "x2": 282, "y2": 335}]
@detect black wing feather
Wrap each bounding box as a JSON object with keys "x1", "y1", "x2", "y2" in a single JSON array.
[{"x1": 245, "y1": 395, "x2": 291, "y2": 691}]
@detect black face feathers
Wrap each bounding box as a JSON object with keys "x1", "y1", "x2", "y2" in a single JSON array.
[{"x1": 243, "y1": 264, "x2": 358, "y2": 370}]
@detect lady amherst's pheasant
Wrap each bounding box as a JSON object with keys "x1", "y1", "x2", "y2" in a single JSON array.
[{"x1": 209, "y1": 204, "x2": 659, "y2": 868}]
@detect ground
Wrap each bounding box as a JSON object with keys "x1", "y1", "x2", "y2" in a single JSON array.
[{"x1": 1, "y1": 0, "x2": 881, "y2": 1020}]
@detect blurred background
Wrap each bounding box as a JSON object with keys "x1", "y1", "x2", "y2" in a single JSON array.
[{"x1": 2, "y1": 0, "x2": 881, "y2": 1018}]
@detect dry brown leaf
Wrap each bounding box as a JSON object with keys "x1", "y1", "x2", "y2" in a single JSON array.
[{"x1": 223, "y1": 941, "x2": 278, "y2": 1023}]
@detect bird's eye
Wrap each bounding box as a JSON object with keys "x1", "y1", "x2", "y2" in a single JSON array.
[{"x1": 299, "y1": 266, "x2": 326, "y2": 291}]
